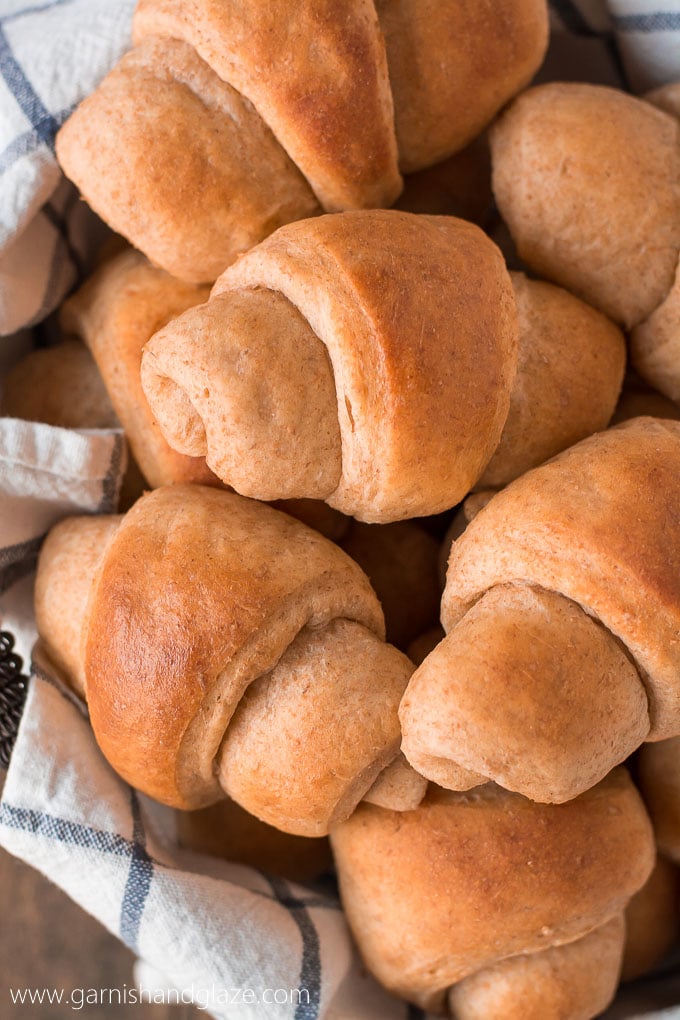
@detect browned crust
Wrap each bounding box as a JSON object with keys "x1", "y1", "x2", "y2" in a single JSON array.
[
  {"x1": 330, "y1": 771, "x2": 654, "y2": 1011},
  {"x1": 56, "y1": 37, "x2": 319, "y2": 283},
  {"x1": 376, "y1": 0, "x2": 549, "y2": 172},
  {"x1": 443, "y1": 418, "x2": 680, "y2": 738},
  {"x1": 133, "y1": 0, "x2": 402, "y2": 211},
  {"x1": 480, "y1": 272, "x2": 626, "y2": 487},
  {"x1": 490, "y1": 83, "x2": 680, "y2": 328},
  {"x1": 212, "y1": 210, "x2": 518, "y2": 521},
  {"x1": 84, "y1": 486, "x2": 383, "y2": 807},
  {"x1": 61, "y1": 248, "x2": 216, "y2": 488},
  {"x1": 401, "y1": 583, "x2": 649, "y2": 802}
]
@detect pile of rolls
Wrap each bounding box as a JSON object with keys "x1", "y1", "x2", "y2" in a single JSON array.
[{"x1": 4, "y1": 2, "x2": 680, "y2": 1016}]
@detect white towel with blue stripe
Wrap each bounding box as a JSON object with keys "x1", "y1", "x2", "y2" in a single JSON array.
[{"x1": 1, "y1": 2, "x2": 680, "y2": 1018}]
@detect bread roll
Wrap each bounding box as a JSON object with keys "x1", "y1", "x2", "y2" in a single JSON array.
[
  {"x1": 141, "y1": 211, "x2": 518, "y2": 522},
  {"x1": 491, "y1": 83, "x2": 680, "y2": 330},
  {"x1": 34, "y1": 486, "x2": 423, "y2": 835},
  {"x1": 478, "y1": 271, "x2": 625, "y2": 488},
  {"x1": 56, "y1": 0, "x2": 548, "y2": 281},
  {"x1": 61, "y1": 248, "x2": 215, "y2": 489},
  {"x1": 141, "y1": 212, "x2": 626, "y2": 521},
  {"x1": 401, "y1": 418, "x2": 680, "y2": 802},
  {"x1": 330, "y1": 772, "x2": 654, "y2": 1013},
  {"x1": 60, "y1": 248, "x2": 350, "y2": 538}
]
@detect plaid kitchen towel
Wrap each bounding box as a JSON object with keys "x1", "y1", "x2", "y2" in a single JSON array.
[
  {"x1": 0, "y1": 2, "x2": 680, "y2": 1019},
  {"x1": 0, "y1": 0, "x2": 134, "y2": 335}
]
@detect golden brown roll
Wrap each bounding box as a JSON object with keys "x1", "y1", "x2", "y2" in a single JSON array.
[
  {"x1": 56, "y1": 0, "x2": 548, "y2": 282},
  {"x1": 330, "y1": 772, "x2": 654, "y2": 1014},
  {"x1": 141, "y1": 213, "x2": 626, "y2": 522},
  {"x1": 141, "y1": 211, "x2": 519, "y2": 522},
  {"x1": 478, "y1": 271, "x2": 625, "y2": 488},
  {"x1": 61, "y1": 248, "x2": 216, "y2": 489},
  {"x1": 34, "y1": 485, "x2": 423, "y2": 836},
  {"x1": 490, "y1": 83, "x2": 680, "y2": 331},
  {"x1": 177, "y1": 798, "x2": 332, "y2": 883},
  {"x1": 621, "y1": 854, "x2": 680, "y2": 982},
  {"x1": 57, "y1": 249, "x2": 350, "y2": 539},
  {"x1": 401, "y1": 418, "x2": 680, "y2": 803}
]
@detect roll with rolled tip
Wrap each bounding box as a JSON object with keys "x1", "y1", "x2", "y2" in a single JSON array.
[
  {"x1": 141, "y1": 210, "x2": 518, "y2": 523},
  {"x1": 60, "y1": 246, "x2": 351, "y2": 541},
  {"x1": 56, "y1": 0, "x2": 548, "y2": 282},
  {"x1": 401, "y1": 418, "x2": 680, "y2": 804},
  {"x1": 34, "y1": 485, "x2": 426, "y2": 836},
  {"x1": 491, "y1": 81, "x2": 680, "y2": 416},
  {"x1": 330, "y1": 771, "x2": 654, "y2": 1016},
  {"x1": 140, "y1": 209, "x2": 625, "y2": 523}
]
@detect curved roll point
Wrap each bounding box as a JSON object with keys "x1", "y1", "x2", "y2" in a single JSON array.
[
  {"x1": 448, "y1": 916, "x2": 625, "y2": 1020},
  {"x1": 34, "y1": 486, "x2": 421, "y2": 834},
  {"x1": 56, "y1": 0, "x2": 548, "y2": 281},
  {"x1": 142, "y1": 210, "x2": 519, "y2": 522},
  {"x1": 401, "y1": 418, "x2": 680, "y2": 802},
  {"x1": 330, "y1": 773, "x2": 654, "y2": 1014},
  {"x1": 401, "y1": 584, "x2": 648, "y2": 803},
  {"x1": 140, "y1": 211, "x2": 627, "y2": 523}
]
